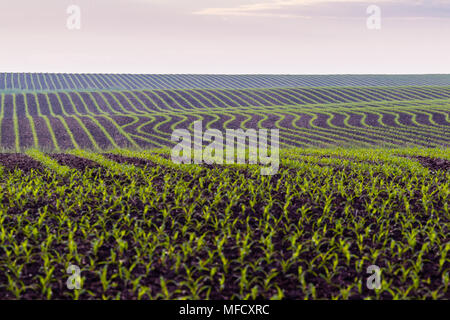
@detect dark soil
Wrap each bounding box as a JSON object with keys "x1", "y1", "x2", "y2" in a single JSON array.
[
  {"x1": 0, "y1": 154, "x2": 45, "y2": 173},
  {"x1": 49, "y1": 153, "x2": 102, "y2": 170},
  {"x1": 48, "y1": 117, "x2": 75, "y2": 150},
  {"x1": 413, "y1": 156, "x2": 450, "y2": 171},
  {"x1": 102, "y1": 153, "x2": 154, "y2": 167}
]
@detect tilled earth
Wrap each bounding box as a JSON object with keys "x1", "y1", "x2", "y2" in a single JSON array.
[
  {"x1": 0, "y1": 154, "x2": 45, "y2": 173},
  {"x1": 413, "y1": 156, "x2": 450, "y2": 172},
  {"x1": 102, "y1": 153, "x2": 155, "y2": 167},
  {"x1": 49, "y1": 154, "x2": 103, "y2": 170}
]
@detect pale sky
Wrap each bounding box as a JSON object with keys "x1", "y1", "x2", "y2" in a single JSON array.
[{"x1": 0, "y1": 0, "x2": 449, "y2": 74}]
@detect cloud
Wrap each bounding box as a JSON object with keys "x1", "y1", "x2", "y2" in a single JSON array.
[
  {"x1": 193, "y1": 0, "x2": 373, "y2": 17},
  {"x1": 193, "y1": 0, "x2": 450, "y2": 19}
]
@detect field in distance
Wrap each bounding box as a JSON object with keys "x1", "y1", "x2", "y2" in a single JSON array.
[{"x1": 0, "y1": 73, "x2": 448, "y2": 150}]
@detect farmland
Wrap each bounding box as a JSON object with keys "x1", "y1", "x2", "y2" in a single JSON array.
[
  {"x1": 2, "y1": 73, "x2": 450, "y2": 91},
  {"x1": 0, "y1": 75, "x2": 449, "y2": 150},
  {"x1": 0, "y1": 148, "x2": 448, "y2": 299},
  {"x1": 0, "y1": 74, "x2": 448, "y2": 300}
]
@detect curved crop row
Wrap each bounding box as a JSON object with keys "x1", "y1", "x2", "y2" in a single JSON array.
[
  {"x1": 2, "y1": 73, "x2": 450, "y2": 91},
  {"x1": 0, "y1": 85, "x2": 448, "y2": 151}
]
